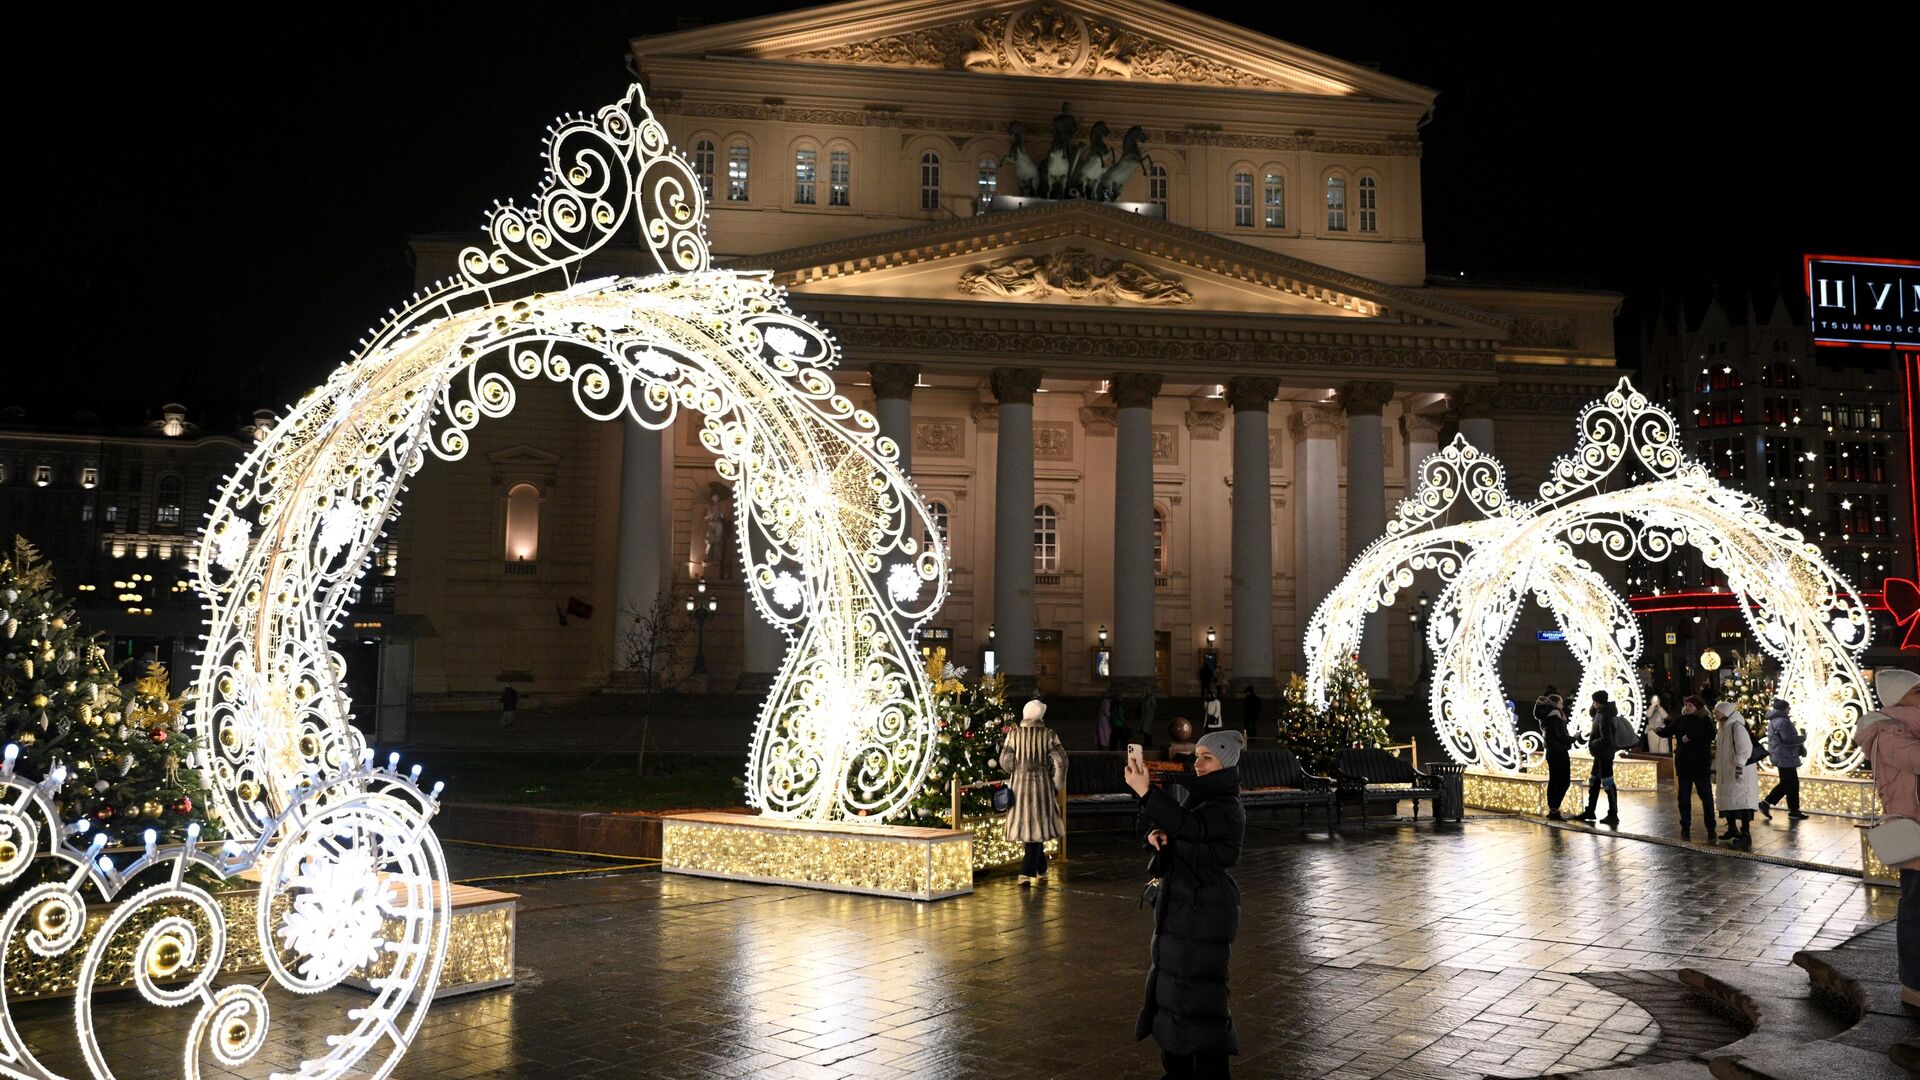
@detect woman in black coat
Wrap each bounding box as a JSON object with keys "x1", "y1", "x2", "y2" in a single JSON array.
[{"x1": 1124, "y1": 729, "x2": 1247, "y2": 1079}]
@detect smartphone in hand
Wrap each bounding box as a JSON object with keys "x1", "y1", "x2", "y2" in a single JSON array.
[{"x1": 1127, "y1": 743, "x2": 1145, "y2": 772}]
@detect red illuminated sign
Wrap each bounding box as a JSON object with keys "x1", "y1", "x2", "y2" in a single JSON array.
[{"x1": 1805, "y1": 254, "x2": 1920, "y2": 348}]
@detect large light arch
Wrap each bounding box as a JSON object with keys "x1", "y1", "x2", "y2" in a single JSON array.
[{"x1": 1305, "y1": 380, "x2": 1872, "y2": 776}]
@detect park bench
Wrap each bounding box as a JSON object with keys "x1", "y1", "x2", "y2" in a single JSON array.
[
  {"x1": 1336, "y1": 747, "x2": 1442, "y2": 824},
  {"x1": 1064, "y1": 751, "x2": 1139, "y2": 818},
  {"x1": 1238, "y1": 747, "x2": 1339, "y2": 823}
]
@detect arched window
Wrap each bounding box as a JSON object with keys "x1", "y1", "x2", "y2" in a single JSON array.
[
  {"x1": 1325, "y1": 175, "x2": 1348, "y2": 232},
  {"x1": 1152, "y1": 507, "x2": 1168, "y2": 573},
  {"x1": 924, "y1": 499, "x2": 950, "y2": 549},
  {"x1": 976, "y1": 156, "x2": 998, "y2": 212},
  {"x1": 505, "y1": 482, "x2": 541, "y2": 564},
  {"x1": 155, "y1": 473, "x2": 183, "y2": 527},
  {"x1": 919, "y1": 152, "x2": 942, "y2": 211},
  {"x1": 1262, "y1": 172, "x2": 1285, "y2": 228},
  {"x1": 829, "y1": 149, "x2": 851, "y2": 206},
  {"x1": 727, "y1": 144, "x2": 750, "y2": 201},
  {"x1": 692, "y1": 140, "x2": 715, "y2": 199},
  {"x1": 1357, "y1": 175, "x2": 1378, "y2": 233},
  {"x1": 793, "y1": 147, "x2": 817, "y2": 205},
  {"x1": 1231, "y1": 171, "x2": 1253, "y2": 227},
  {"x1": 1032, "y1": 504, "x2": 1059, "y2": 573},
  {"x1": 1147, "y1": 163, "x2": 1167, "y2": 214}
]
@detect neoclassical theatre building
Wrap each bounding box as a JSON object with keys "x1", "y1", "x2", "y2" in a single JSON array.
[{"x1": 398, "y1": 0, "x2": 1620, "y2": 707}]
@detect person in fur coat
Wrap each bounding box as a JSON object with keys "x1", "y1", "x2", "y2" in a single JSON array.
[{"x1": 997, "y1": 699, "x2": 1067, "y2": 885}]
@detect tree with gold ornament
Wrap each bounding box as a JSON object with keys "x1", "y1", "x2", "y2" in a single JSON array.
[
  {"x1": 896, "y1": 647, "x2": 1010, "y2": 827},
  {"x1": 1279, "y1": 656, "x2": 1392, "y2": 773},
  {"x1": 1723, "y1": 649, "x2": 1774, "y2": 746},
  {"x1": 0, "y1": 536, "x2": 214, "y2": 843}
]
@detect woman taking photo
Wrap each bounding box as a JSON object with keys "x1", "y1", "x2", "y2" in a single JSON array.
[{"x1": 1124, "y1": 730, "x2": 1247, "y2": 1079}]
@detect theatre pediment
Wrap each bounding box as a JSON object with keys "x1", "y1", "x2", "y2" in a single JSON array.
[{"x1": 630, "y1": 0, "x2": 1435, "y2": 103}]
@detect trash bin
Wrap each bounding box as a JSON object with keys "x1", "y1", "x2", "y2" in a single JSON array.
[{"x1": 1429, "y1": 763, "x2": 1466, "y2": 822}]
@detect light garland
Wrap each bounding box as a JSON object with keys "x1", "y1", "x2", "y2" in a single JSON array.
[{"x1": 1304, "y1": 379, "x2": 1872, "y2": 776}]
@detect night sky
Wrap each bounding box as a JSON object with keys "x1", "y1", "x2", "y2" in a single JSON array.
[{"x1": 23, "y1": 2, "x2": 1914, "y2": 426}]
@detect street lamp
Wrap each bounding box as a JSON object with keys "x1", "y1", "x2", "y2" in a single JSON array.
[
  {"x1": 1206, "y1": 625, "x2": 1216, "y2": 646},
  {"x1": 686, "y1": 579, "x2": 717, "y2": 675},
  {"x1": 1097, "y1": 624, "x2": 1108, "y2": 645}
]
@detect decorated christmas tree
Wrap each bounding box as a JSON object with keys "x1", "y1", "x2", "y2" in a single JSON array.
[
  {"x1": 896, "y1": 647, "x2": 1011, "y2": 827},
  {"x1": 0, "y1": 537, "x2": 214, "y2": 843},
  {"x1": 1724, "y1": 649, "x2": 1774, "y2": 745},
  {"x1": 1279, "y1": 657, "x2": 1392, "y2": 772}
]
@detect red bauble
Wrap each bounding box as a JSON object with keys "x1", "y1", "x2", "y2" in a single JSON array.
[
  {"x1": 149, "y1": 727, "x2": 168, "y2": 744},
  {"x1": 173, "y1": 796, "x2": 193, "y2": 815},
  {"x1": 92, "y1": 804, "x2": 116, "y2": 821}
]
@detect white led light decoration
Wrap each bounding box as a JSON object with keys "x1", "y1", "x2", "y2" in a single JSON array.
[{"x1": 1304, "y1": 379, "x2": 1872, "y2": 775}]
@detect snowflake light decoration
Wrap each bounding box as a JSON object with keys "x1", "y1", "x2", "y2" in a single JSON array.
[{"x1": 1303, "y1": 379, "x2": 1873, "y2": 776}]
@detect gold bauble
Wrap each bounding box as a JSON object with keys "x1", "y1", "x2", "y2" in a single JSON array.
[
  {"x1": 49, "y1": 618, "x2": 65, "y2": 630},
  {"x1": 219, "y1": 727, "x2": 239, "y2": 748},
  {"x1": 148, "y1": 936, "x2": 184, "y2": 978},
  {"x1": 238, "y1": 781, "x2": 260, "y2": 802},
  {"x1": 223, "y1": 1019, "x2": 249, "y2": 1049},
  {"x1": 15, "y1": 733, "x2": 34, "y2": 747},
  {"x1": 34, "y1": 901, "x2": 67, "y2": 935},
  {"x1": 30, "y1": 694, "x2": 47, "y2": 707},
  {"x1": 141, "y1": 800, "x2": 164, "y2": 819},
  {"x1": 0, "y1": 841, "x2": 17, "y2": 864},
  {"x1": 297, "y1": 734, "x2": 320, "y2": 758}
]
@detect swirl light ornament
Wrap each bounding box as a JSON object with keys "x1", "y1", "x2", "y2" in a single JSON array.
[{"x1": 1304, "y1": 378, "x2": 1872, "y2": 776}]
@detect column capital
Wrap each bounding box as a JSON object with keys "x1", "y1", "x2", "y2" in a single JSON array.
[
  {"x1": 990, "y1": 367, "x2": 1044, "y2": 405},
  {"x1": 969, "y1": 401, "x2": 999, "y2": 432},
  {"x1": 1401, "y1": 411, "x2": 1444, "y2": 442},
  {"x1": 1338, "y1": 380, "x2": 1396, "y2": 416},
  {"x1": 1453, "y1": 384, "x2": 1499, "y2": 420},
  {"x1": 868, "y1": 362, "x2": 920, "y2": 401},
  {"x1": 1109, "y1": 373, "x2": 1164, "y2": 409},
  {"x1": 1184, "y1": 408, "x2": 1226, "y2": 440},
  {"x1": 1287, "y1": 403, "x2": 1345, "y2": 441},
  {"x1": 1225, "y1": 376, "x2": 1281, "y2": 412},
  {"x1": 1078, "y1": 405, "x2": 1118, "y2": 435}
]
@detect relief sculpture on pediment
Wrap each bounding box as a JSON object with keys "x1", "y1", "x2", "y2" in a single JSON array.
[{"x1": 957, "y1": 247, "x2": 1193, "y2": 306}]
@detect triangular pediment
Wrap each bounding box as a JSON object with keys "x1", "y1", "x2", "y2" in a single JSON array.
[
  {"x1": 742, "y1": 201, "x2": 1508, "y2": 330},
  {"x1": 632, "y1": 0, "x2": 1435, "y2": 102}
]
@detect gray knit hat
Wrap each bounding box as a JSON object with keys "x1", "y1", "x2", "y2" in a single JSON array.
[{"x1": 1196, "y1": 729, "x2": 1245, "y2": 768}]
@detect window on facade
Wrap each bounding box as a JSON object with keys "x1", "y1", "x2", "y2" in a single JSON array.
[
  {"x1": 155, "y1": 474, "x2": 183, "y2": 527},
  {"x1": 105, "y1": 505, "x2": 119, "y2": 523},
  {"x1": 1357, "y1": 176, "x2": 1378, "y2": 232},
  {"x1": 505, "y1": 482, "x2": 540, "y2": 564},
  {"x1": 1231, "y1": 171, "x2": 1253, "y2": 227},
  {"x1": 1325, "y1": 176, "x2": 1347, "y2": 231},
  {"x1": 793, "y1": 148, "x2": 817, "y2": 205},
  {"x1": 80, "y1": 502, "x2": 93, "y2": 522},
  {"x1": 727, "y1": 144, "x2": 750, "y2": 201},
  {"x1": 1032, "y1": 504, "x2": 1058, "y2": 573},
  {"x1": 1152, "y1": 507, "x2": 1168, "y2": 573},
  {"x1": 1261, "y1": 173, "x2": 1285, "y2": 228},
  {"x1": 32, "y1": 464, "x2": 51, "y2": 486},
  {"x1": 976, "y1": 156, "x2": 997, "y2": 212},
  {"x1": 80, "y1": 466, "x2": 98, "y2": 489},
  {"x1": 692, "y1": 140, "x2": 715, "y2": 199},
  {"x1": 924, "y1": 500, "x2": 950, "y2": 549},
  {"x1": 919, "y1": 152, "x2": 941, "y2": 211},
  {"x1": 1147, "y1": 163, "x2": 1167, "y2": 214},
  {"x1": 829, "y1": 150, "x2": 850, "y2": 207}
]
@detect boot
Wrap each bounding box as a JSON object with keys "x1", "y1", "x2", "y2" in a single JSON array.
[
  {"x1": 1599, "y1": 789, "x2": 1619, "y2": 825},
  {"x1": 1718, "y1": 818, "x2": 1739, "y2": 840},
  {"x1": 1738, "y1": 817, "x2": 1752, "y2": 846},
  {"x1": 1758, "y1": 799, "x2": 1772, "y2": 820},
  {"x1": 1575, "y1": 790, "x2": 1599, "y2": 822}
]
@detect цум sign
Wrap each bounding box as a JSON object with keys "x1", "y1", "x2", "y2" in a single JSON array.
[{"x1": 1805, "y1": 255, "x2": 1919, "y2": 349}]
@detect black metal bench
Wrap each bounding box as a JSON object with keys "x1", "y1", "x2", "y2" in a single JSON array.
[
  {"x1": 1336, "y1": 747, "x2": 1441, "y2": 824},
  {"x1": 1064, "y1": 752, "x2": 1138, "y2": 817},
  {"x1": 1239, "y1": 748, "x2": 1339, "y2": 823}
]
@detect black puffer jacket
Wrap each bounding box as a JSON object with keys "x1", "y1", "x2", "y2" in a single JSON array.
[{"x1": 1135, "y1": 767, "x2": 1246, "y2": 1057}]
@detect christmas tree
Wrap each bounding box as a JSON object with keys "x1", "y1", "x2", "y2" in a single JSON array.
[
  {"x1": 1279, "y1": 657, "x2": 1392, "y2": 772},
  {"x1": 0, "y1": 537, "x2": 214, "y2": 843},
  {"x1": 1724, "y1": 649, "x2": 1774, "y2": 745},
  {"x1": 896, "y1": 647, "x2": 1010, "y2": 827}
]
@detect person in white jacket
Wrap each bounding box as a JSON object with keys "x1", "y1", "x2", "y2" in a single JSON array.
[{"x1": 1712, "y1": 702, "x2": 1758, "y2": 846}]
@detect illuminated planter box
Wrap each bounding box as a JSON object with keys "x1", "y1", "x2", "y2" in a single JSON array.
[
  {"x1": 661, "y1": 812, "x2": 973, "y2": 901},
  {"x1": 963, "y1": 814, "x2": 1060, "y2": 872},
  {"x1": 1569, "y1": 756, "x2": 1658, "y2": 791},
  {"x1": 1462, "y1": 770, "x2": 1578, "y2": 816},
  {"x1": 4, "y1": 877, "x2": 517, "y2": 1001},
  {"x1": 1755, "y1": 769, "x2": 1881, "y2": 818}
]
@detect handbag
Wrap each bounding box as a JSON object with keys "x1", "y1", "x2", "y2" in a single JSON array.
[
  {"x1": 1138, "y1": 850, "x2": 1164, "y2": 910},
  {"x1": 990, "y1": 783, "x2": 1015, "y2": 813},
  {"x1": 1866, "y1": 816, "x2": 1920, "y2": 866}
]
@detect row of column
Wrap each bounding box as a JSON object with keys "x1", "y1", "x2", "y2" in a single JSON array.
[{"x1": 612, "y1": 363, "x2": 1498, "y2": 693}]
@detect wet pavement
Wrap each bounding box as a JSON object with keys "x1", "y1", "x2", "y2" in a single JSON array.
[
  {"x1": 20, "y1": 817, "x2": 1897, "y2": 1079},
  {"x1": 1540, "y1": 777, "x2": 1869, "y2": 874}
]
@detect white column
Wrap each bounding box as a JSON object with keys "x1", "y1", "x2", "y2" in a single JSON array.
[
  {"x1": 1290, "y1": 403, "x2": 1345, "y2": 666},
  {"x1": 616, "y1": 420, "x2": 666, "y2": 655},
  {"x1": 737, "y1": 504, "x2": 787, "y2": 695},
  {"x1": 869, "y1": 363, "x2": 919, "y2": 476},
  {"x1": 991, "y1": 368, "x2": 1043, "y2": 697},
  {"x1": 1341, "y1": 381, "x2": 1394, "y2": 677},
  {"x1": 1228, "y1": 378, "x2": 1279, "y2": 693},
  {"x1": 1402, "y1": 411, "x2": 1443, "y2": 492},
  {"x1": 1111, "y1": 373, "x2": 1162, "y2": 694},
  {"x1": 1456, "y1": 384, "x2": 1498, "y2": 455}
]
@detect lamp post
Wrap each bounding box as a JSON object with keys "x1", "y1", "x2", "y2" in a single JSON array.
[
  {"x1": 686, "y1": 579, "x2": 717, "y2": 675},
  {"x1": 1097, "y1": 624, "x2": 1108, "y2": 646},
  {"x1": 1206, "y1": 625, "x2": 1216, "y2": 647}
]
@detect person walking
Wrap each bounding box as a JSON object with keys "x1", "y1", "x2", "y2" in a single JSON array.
[
  {"x1": 498, "y1": 683, "x2": 518, "y2": 730},
  {"x1": 1644, "y1": 695, "x2": 1670, "y2": 754},
  {"x1": 1203, "y1": 689, "x2": 1224, "y2": 731},
  {"x1": 1658, "y1": 695, "x2": 1716, "y2": 842},
  {"x1": 1576, "y1": 691, "x2": 1622, "y2": 825},
  {"x1": 1856, "y1": 668, "x2": 1920, "y2": 1010},
  {"x1": 1139, "y1": 687, "x2": 1159, "y2": 748},
  {"x1": 997, "y1": 699, "x2": 1068, "y2": 886},
  {"x1": 1124, "y1": 729, "x2": 1246, "y2": 1079},
  {"x1": 1198, "y1": 654, "x2": 1217, "y2": 698},
  {"x1": 1759, "y1": 698, "x2": 1809, "y2": 821},
  {"x1": 1097, "y1": 691, "x2": 1116, "y2": 750},
  {"x1": 1241, "y1": 686, "x2": 1262, "y2": 741},
  {"x1": 1539, "y1": 693, "x2": 1573, "y2": 820},
  {"x1": 1712, "y1": 701, "x2": 1759, "y2": 846}
]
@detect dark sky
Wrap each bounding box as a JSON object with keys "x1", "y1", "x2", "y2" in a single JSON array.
[{"x1": 22, "y1": 3, "x2": 1915, "y2": 425}]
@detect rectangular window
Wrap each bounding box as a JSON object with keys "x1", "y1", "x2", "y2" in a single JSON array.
[
  {"x1": 829, "y1": 150, "x2": 849, "y2": 207},
  {"x1": 156, "y1": 504, "x2": 180, "y2": 526},
  {"x1": 105, "y1": 505, "x2": 119, "y2": 523},
  {"x1": 976, "y1": 157, "x2": 997, "y2": 213},
  {"x1": 1232, "y1": 172, "x2": 1252, "y2": 227},
  {"x1": 1262, "y1": 173, "x2": 1284, "y2": 228},
  {"x1": 32, "y1": 464, "x2": 51, "y2": 486},
  {"x1": 1325, "y1": 176, "x2": 1347, "y2": 231},
  {"x1": 727, "y1": 145, "x2": 750, "y2": 202},
  {"x1": 794, "y1": 148, "x2": 816, "y2": 205},
  {"x1": 80, "y1": 502, "x2": 94, "y2": 522},
  {"x1": 920, "y1": 153, "x2": 942, "y2": 212},
  {"x1": 1357, "y1": 176, "x2": 1378, "y2": 232},
  {"x1": 692, "y1": 141, "x2": 715, "y2": 199},
  {"x1": 1147, "y1": 166, "x2": 1167, "y2": 212}
]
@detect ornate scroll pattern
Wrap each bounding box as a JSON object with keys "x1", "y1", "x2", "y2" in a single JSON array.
[
  {"x1": 0, "y1": 749, "x2": 448, "y2": 1080},
  {"x1": 1302, "y1": 377, "x2": 1872, "y2": 776}
]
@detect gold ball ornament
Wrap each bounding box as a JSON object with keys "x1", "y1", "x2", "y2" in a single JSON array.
[
  {"x1": 0, "y1": 840, "x2": 17, "y2": 865},
  {"x1": 34, "y1": 901, "x2": 67, "y2": 935},
  {"x1": 297, "y1": 733, "x2": 320, "y2": 758},
  {"x1": 14, "y1": 733, "x2": 34, "y2": 747},
  {"x1": 219, "y1": 727, "x2": 239, "y2": 748},
  {"x1": 237, "y1": 780, "x2": 261, "y2": 802},
  {"x1": 223, "y1": 1019, "x2": 250, "y2": 1050},
  {"x1": 141, "y1": 800, "x2": 164, "y2": 819},
  {"x1": 147, "y1": 936, "x2": 185, "y2": 978},
  {"x1": 30, "y1": 694, "x2": 47, "y2": 707}
]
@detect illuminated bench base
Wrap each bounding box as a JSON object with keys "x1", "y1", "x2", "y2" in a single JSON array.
[
  {"x1": 1755, "y1": 769, "x2": 1880, "y2": 819},
  {"x1": 963, "y1": 815, "x2": 1059, "y2": 871},
  {"x1": 661, "y1": 812, "x2": 973, "y2": 901},
  {"x1": 1461, "y1": 770, "x2": 1577, "y2": 816},
  {"x1": 1570, "y1": 756, "x2": 1658, "y2": 791},
  {"x1": 346, "y1": 880, "x2": 519, "y2": 998}
]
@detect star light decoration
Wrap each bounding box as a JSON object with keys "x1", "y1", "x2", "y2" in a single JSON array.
[{"x1": 1303, "y1": 379, "x2": 1873, "y2": 776}]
